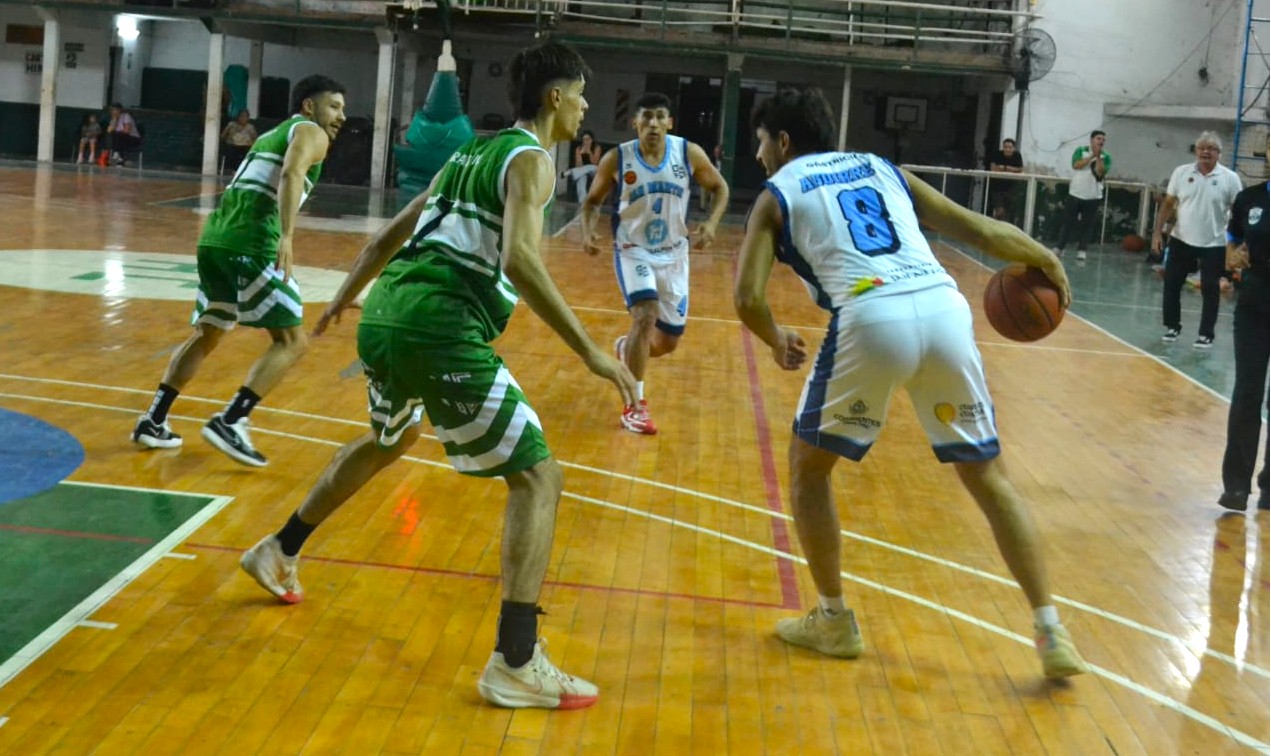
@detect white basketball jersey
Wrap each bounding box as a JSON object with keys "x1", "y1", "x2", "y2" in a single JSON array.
[
  {"x1": 612, "y1": 135, "x2": 692, "y2": 261},
  {"x1": 764, "y1": 152, "x2": 956, "y2": 311}
]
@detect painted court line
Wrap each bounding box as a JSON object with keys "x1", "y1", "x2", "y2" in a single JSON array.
[
  {"x1": 0, "y1": 523, "x2": 152, "y2": 545},
  {"x1": 0, "y1": 485, "x2": 234, "y2": 692},
  {"x1": 738, "y1": 321, "x2": 801, "y2": 610},
  {"x1": 75, "y1": 620, "x2": 117, "y2": 630},
  {"x1": 3, "y1": 387, "x2": 1265, "y2": 683},
  {"x1": 188, "y1": 542, "x2": 786, "y2": 611},
  {"x1": 162, "y1": 552, "x2": 197, "y2": 560}
]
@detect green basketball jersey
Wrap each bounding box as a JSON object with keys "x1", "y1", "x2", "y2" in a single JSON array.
[
  {"x1": 198, "y1": 115, "x2": 325, "y2": 258},
  {"x1": 360, "y1": 128, "x2": 550, "y2": 341}
]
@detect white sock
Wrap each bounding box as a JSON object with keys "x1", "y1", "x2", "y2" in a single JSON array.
[
  {"x1": 818, "y1": 595, "x2": 847, "y2": 616},
  {"x1": 1033, "y1": 605, "x2": 1060, "y2": 628},
  {"x1": 635, "y1": 381, "x2": 645, "y2": 402}
]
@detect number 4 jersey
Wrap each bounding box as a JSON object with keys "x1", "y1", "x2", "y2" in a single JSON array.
[
  {"x1": 764, "y1": 152, "x2": 955, "y2": 312},
  {"x1": 612, "y1": 135, "x2": 692, "y2": 262}
]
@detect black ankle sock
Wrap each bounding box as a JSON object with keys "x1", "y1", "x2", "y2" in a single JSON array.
[
  {"x1": 148, "y1": 383, "x2": 180, "y2": 424},
  {"x1": 223, "y1": 386, "x2": 262, "y2": 425},
  {"x1": 275, "y1": 512, "x2": 316, "y2": 557},
  {"x1": 496, "y1": 602, "x2": 543, "y2": 668}
]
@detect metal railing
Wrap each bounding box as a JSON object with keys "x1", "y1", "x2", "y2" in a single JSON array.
[
  {"x1": 441, "y1": 0, "x2": 1033, "y2": 55},
  {"x1": 902, "y1": 165, "x2": 1156, "y2": 245}
]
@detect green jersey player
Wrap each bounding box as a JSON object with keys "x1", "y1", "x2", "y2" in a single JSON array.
[
  {"x1": 131, "y1": 75, "x2": 346, "y2": 467},
  {"x1": 239, "y1": 41, "x2": 635, "y2": 710}
]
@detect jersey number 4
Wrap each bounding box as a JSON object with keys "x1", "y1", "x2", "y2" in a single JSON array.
[{"x1": 836, "y1": 187, "x2": 900, "y2": 256}]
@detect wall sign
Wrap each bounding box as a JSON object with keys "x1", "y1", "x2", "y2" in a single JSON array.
[{"x1": 24, "y1": 51, "x2": 42, "y2": 74}]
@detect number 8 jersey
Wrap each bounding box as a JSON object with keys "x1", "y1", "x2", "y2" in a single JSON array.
[{"x1": 764, "y1": 152, "x2": 955, "y2": 311}]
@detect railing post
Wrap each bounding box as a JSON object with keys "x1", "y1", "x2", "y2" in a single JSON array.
[
  {"x1": 1100, "y1": 189, "x2": 1109, "y2": 247},
  {"x1": 1023, "y1": 176, "x2": 1036, "y2": 238},
  {"x1": 1137, "y1": 185, "x2": 1151, "y2": 238}
]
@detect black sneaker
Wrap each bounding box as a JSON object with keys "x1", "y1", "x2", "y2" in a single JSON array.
[
  {"x1": 201, "y1": 413, "x2": 267, "y2": 467},
  {"x1": 131, "y1": 416, "x2": 182, "y2": 449},
  {"x1": 1193, "y1": 336, "x2": 1214, "y2": 349},
  {"x1": 1218, "y1": 491, "x2": 1249, "y2": 512},
  {"x1": 1162, "y1": 328, "x2": 1180, "y2": 342}
]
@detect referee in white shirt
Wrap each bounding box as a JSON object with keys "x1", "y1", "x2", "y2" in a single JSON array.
[{"x1": 1152, "y1": 131, "x2": 1244, "y2": 348}]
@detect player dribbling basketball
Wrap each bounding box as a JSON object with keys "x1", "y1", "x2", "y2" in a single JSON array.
[{"x1": 733, "y1": 87, "x2": 1086, "y2": 679}]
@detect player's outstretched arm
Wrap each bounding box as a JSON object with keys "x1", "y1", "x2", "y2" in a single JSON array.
[
  {"x1": 503, "y1": 150, "x2": 637, "y2": 406},
  {"x1": 734, "y1": 190, "x2": 807, "y2": 370},
  {"x1": 580, "y1": 148, "x2": 619, "y2": 256},
  {"x1": 688, "y1": 142, "x2": 729, "y2": 249},
  {"x1": 314, "y1": 175, "x2": 439, "y2": 336},
  {"x1": 903, "y1": 167, "x2": 1070, "y2": 308}
]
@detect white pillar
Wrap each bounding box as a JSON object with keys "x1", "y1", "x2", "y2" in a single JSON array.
[
  {"x1": 1001, "y1": 89, "x2": 1021, "y2": 142},
  {"x1": 247, "y1": 40, "x2": 263, "y2": 115},
  {"x1": 37, "y1": 11, "x2": 60, "y2": 163},
  {"x1": 837, "y1": 64, "x2": 852, "y2": 152},
  {"x1": 370, "y1": 28, "x2": 396, "y2": 190},
  {"x1": 398, "y1": 51, "x2": 418, "y2": 127},
  {"x1": 203, "y1": 31, "x2": 225, "y2": 176}
]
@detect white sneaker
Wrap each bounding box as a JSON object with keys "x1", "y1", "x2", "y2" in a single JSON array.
[
  {"x1": 776, "y1": 607, "x2": 864, "y2": 658},
  {"x1": 1076, "y1": 250, "x2": 1087, "y2": 261},
  {"x1": 239, "y1": 535, "x2": 303, "y2": 603},
  {"x1": 1035, "y1": 623, "x2": 1087, "y2": 679},
  {"x1": 477, "y1": 639, "x2": 599, "y2": 710}
]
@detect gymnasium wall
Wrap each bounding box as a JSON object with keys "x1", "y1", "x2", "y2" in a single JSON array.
[
  {"x1": 1022, "y1": 0, "x2": 1248, "y2": 183},
  {"x1": 0, "y1": 1, "x2": 1256, "y2": 184}
]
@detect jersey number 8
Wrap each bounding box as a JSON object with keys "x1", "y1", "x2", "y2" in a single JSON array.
[{"x1": 836, "y1": 187, "x2": 900, "y2": 256}]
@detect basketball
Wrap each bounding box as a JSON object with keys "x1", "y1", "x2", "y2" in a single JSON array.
[
  {"x1": 982, "y1": 264, "x2": 1065, "y2": 342},
  {"x1": 1122, "y1": 234, "x2": 1147, "y2": 252}
]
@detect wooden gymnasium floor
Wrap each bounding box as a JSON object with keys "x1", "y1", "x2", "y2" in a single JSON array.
[{"x1": 0, "y1": 162, "x2": 1266, "y2": 755}]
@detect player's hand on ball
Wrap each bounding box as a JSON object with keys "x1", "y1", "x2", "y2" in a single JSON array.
[
  {"x1": 771, "y1": 329, "x2": 807, "y2": 370},
  {"x1": 1037, "y1": 257, "x2": 1072, "y2": 309}
]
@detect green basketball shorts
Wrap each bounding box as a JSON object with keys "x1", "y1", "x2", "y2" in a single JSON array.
[
  {"x1": 191, "y1": 246, "x2": 303, "y2": 330},
  {"x1": 357, "y1": 323, "x2": 552, "y2": 478}
]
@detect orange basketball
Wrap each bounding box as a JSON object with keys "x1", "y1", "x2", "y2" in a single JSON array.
[
  {"x1": 1122, "y1": 234, "x2": 1147, "y2": 252},
  {"x1": 982, "y1": 264, "x2": 1065, "y2": 342}
]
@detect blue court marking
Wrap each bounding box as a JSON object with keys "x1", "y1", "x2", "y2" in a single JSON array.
[{"x1": 0, "y1": 408, "x2": 84, "y2": 505}]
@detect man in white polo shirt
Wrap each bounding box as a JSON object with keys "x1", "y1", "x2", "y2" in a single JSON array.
[
  {"x1": 1152, "y1": 131, "x2": 1243, "y2": 348},
  {"x1": 1054, "y1": 130, "x2": 1111, "y2": 261}
]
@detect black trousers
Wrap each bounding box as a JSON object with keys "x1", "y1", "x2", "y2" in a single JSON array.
[
  {"x1": 1222, "y1": 274, "x2": 1270, "y2": 497},
  {"x1": 1161, "y1": 237, "x2": 1226, "y2": 338},
  {"x1": 1055, "y1": 196, "x2": 1100, "y2": 251}
]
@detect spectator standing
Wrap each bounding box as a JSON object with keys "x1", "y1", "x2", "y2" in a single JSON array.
[
  {"x1": 988, "y1": 138, "x2": 1024, "y2": 224},
  {"x1": 1152, "y1": 131, "x2": 1243, "y2": 348},
  {"x1": 1054, "y1": 130, "x2": 1110, "y2": 261}
]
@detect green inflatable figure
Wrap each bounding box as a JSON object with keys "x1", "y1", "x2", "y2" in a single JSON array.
[{"x1": 394, "y1": 39, "x2": 473, "y2": 207}]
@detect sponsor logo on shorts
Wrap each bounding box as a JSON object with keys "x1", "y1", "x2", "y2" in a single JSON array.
[
  {"x1": 934, "y1": 403, "x2": 956, "y2": 424},
  {"x1": 441, "y1": 372, "x2": 471, "y2": 383},
  {"x1": 441, "y1": 398, "x2": 480, "y2": 416},
  {"x1": 934, "y1": 401, "x2": 986, "y2": 424},
  {"x1": 635, "y1": 263, "x2": 650, "y2": 277},
  {"x1": 834, "y1": 401, "x2": 879, "y2": 429}
]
